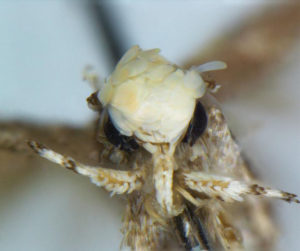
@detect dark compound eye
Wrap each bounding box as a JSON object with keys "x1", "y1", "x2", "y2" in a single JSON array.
[
  {"x1": 182, "y1": 101, "x2": 208, "y2": 146},
  {"x1": 104, "y1": 116, "x2": 139, "y2": 152}
]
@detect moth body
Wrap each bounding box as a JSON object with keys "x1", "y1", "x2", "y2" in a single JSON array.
[{"x1": 28, "y1": 46, "x2": 299, "y2": 251}]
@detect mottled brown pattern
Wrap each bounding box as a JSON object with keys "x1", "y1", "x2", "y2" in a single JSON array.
[
  {"x1": 174, "y1": 106, "x2": 279, "y2": 250},
  {"x1": 25, "y1": 104, "x2": 299, "y2": 251}
]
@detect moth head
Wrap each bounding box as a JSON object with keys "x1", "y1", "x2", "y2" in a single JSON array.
[{"x1": 96, "y1": 45, "x2": 226, "y2": 153}]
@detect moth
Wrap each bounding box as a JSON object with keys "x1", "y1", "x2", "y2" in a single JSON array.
[{"x1": 28, "y1": 45, "x2": 299, "y2": 250}]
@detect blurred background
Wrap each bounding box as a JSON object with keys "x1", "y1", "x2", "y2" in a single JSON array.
[{"x1": 0, "y1": 1, "x2": 299, "y2": 250}]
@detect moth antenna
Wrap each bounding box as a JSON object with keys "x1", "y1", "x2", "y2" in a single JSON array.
[
  {"x1": 82, "y1": 65, "x2": 102, "y2": 90},
  {"x1": 194, "y1": 61, "x2": 227, "y2": 73}
]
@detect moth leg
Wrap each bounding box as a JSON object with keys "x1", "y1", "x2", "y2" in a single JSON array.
[
  {"x1": 182, "y1": 170, "x2": 300, "y2": 203},
  {"x1": 173, "y1": 203, "x2": 212, "y2": 251},
  {"x1": 28, "y1": 140, "x2": 143, "y2": 195},
  {"x1": 176, "y1": 184, "x2": 243, "y2": 250},
  {"x1": 205, "y1": 203, "x2": 243, "y2": 251},
  {"x1": 121, "y1": 195, "x2": 163, "y2": 251}
]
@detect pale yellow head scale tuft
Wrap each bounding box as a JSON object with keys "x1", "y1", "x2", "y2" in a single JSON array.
[{"x1": 98, "y1": 46, "x2": 210, "y2": 149}]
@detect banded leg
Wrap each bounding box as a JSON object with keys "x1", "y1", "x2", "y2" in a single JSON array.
[
  {"x1": 28, "y1": 140, "x2": 143, "y2": 195},
  {"x1": 182, "y1": 170, "x2": 299, "y2": 203}
]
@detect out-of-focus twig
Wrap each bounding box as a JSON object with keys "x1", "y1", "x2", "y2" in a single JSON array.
[
  {"x1": 0, "y1": 122, "x2": 101, "y2": 192},
  {"x1": 0, "y1": 122, "x2": 100, "y2": 165},
  {"x1": 185, "y1": 4, "x2": 300, "y2": 101}
]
